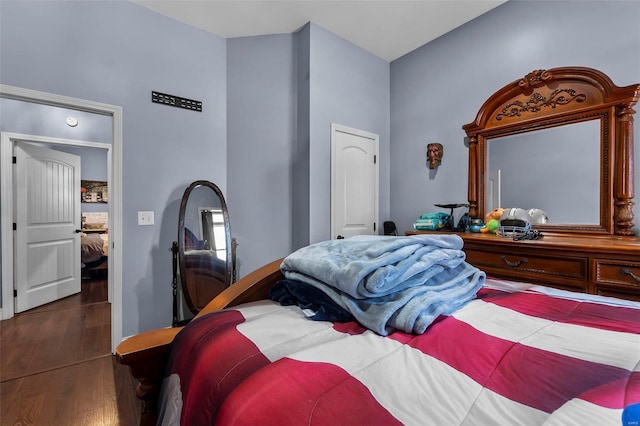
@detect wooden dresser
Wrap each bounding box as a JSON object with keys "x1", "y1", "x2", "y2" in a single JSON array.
[
  {"x1": 407, "y1": 231, "x2": 640, "y2": 301},
  {"x1": 404, "y1": 66, "x2": 640, "y2": 303}
]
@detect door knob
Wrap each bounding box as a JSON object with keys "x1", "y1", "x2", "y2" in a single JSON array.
[{"x1": 75, "y1": 229, "x2": 83, "y2": 233}]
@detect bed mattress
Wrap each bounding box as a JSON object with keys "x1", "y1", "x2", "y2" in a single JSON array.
[{"x1": 157, "y1": 277, "x2": 640, "y2": 425}]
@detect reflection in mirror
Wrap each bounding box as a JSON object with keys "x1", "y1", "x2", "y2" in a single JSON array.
[
  {"x1": 486, "y1": 120, "x2": 600, "y2": 224},
  {"x1": 199, "y1": 207, "x2": 227, "y2": 257},
  {"x1": 178, "y1": 181, "x2": 232, "y2": 317}
]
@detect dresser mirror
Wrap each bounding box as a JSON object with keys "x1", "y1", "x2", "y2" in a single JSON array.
[
  {"x1": 178, "y1": 180, "x2": 232, "y2": 315},
  {"x1": 463, "y1": 67, "x2": 640, "y2": 236},
  {"x1": 486, "y1": 118, "x2": 600, "y2": 224}
]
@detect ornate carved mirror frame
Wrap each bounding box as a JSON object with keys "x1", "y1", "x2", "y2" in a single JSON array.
[{"x1": 463, "y1": 67, "x2": 640, "y2": 236}]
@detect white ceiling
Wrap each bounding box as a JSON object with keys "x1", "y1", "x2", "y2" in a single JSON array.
[{"x1": 132, "y1": 0, "x2": 507, "y2": 61}]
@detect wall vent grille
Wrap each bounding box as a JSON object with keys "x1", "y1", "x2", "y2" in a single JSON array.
[{"x1": 152, "y1": 91, "x2": 202, "y2": 112}]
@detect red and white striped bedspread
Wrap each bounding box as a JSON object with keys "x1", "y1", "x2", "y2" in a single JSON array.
[{"x1": 158, "y1": 278, "x2": 640, "y2": 425}]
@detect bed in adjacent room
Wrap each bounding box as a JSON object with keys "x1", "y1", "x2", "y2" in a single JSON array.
[{"x1": 81, "y1": 212, "x2": 108, "y2": 276}]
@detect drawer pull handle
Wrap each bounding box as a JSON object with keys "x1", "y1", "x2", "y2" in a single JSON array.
[
  {"x1": 620, "y1": 268, "x2": 640, "y2": 283},
  {"x1": 501, "y1": 256, "x2": 528, "y2": 267}
]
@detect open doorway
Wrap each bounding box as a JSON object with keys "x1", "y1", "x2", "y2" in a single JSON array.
[{"x1": 0, "y1": 84, "x2": 123, "y2": 352}]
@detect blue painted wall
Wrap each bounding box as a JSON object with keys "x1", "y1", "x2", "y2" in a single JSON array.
[
  {"x1": 2, "y1": 0, "x2": 638, "y2": 337},
  {"x1": 390, "y1": 0, "x2": 640, "y2": 234},
  {"x1": 227, "y1": 34, "x2": 297, "y2": 276},
  {"x1": 293, "y1": 25, "x2": 311, "y2": 252},
  {"x1": 226, "y1": 24, "x2": 390, "y2": 275},
  {"x1": 1, "y1": 0, "x2": 227, "y2": 336},
  {"x1": 0, "y1": 98, "x2": 113, "y2": 143},
  {"x1": 307, "y1": 24, "x2": 391, "y2": 244}
]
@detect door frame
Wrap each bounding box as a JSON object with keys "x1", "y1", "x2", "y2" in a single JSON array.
[
  {"x1": 330, "y1": 123, "x2": 379, "y2": 239},
  {"x1": 0, "y1": 84, "x2": 123, "y2": 353}
]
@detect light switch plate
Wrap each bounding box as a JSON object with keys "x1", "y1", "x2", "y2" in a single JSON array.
[{"x1": 138, "y1": 211, "x2": 154, "y2": 226}]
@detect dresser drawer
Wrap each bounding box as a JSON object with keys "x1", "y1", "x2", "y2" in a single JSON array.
[
  {"x1": 594, "y1": 260, "x2": 640, "y2": 289},
  {"x1": 465, "y1": 249, "x2": 588, "y2": 282}
]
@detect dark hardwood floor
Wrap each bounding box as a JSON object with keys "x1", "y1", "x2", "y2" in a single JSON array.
[{"x1": 0, "y1": 273, "x2": 141, "y2": 425}]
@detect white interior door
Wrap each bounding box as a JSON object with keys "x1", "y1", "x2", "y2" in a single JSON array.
[
  {"x1": 14, "y1": 142, "x2": 81, "y2": 312},
  {"x1": 331, "y1": 124, "x2": 379, "y2": 239}
]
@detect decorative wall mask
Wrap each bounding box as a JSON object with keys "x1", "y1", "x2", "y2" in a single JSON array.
[{"x1": 426, "y1": 143, "x2": 444, "y2": 169}]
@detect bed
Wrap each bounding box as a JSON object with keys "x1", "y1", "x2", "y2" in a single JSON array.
[
  {"x1": 81, "y1": 212, "x2": 109, "y2": 275},
  {"x1": 120, "y1": 242, "x2": 640, "y2": 426},
  {"x1": 81, "y1": 232, "x2": 108, "y2": 271},
  {"x1": 155, "y1": 235, "x2": 640, "y2": 425},
  {"x1": 116, "y1": 67, "x2": 640, "y2": 426}
]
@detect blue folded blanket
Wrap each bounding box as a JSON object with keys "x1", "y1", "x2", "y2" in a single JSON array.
[{"x1": 280, "y1": 234, "x2": 485, "y2": 335}]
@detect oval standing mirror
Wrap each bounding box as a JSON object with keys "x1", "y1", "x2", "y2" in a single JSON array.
[{"x1": 178, "y1": 180, "x2": 232, "y2": 315}]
